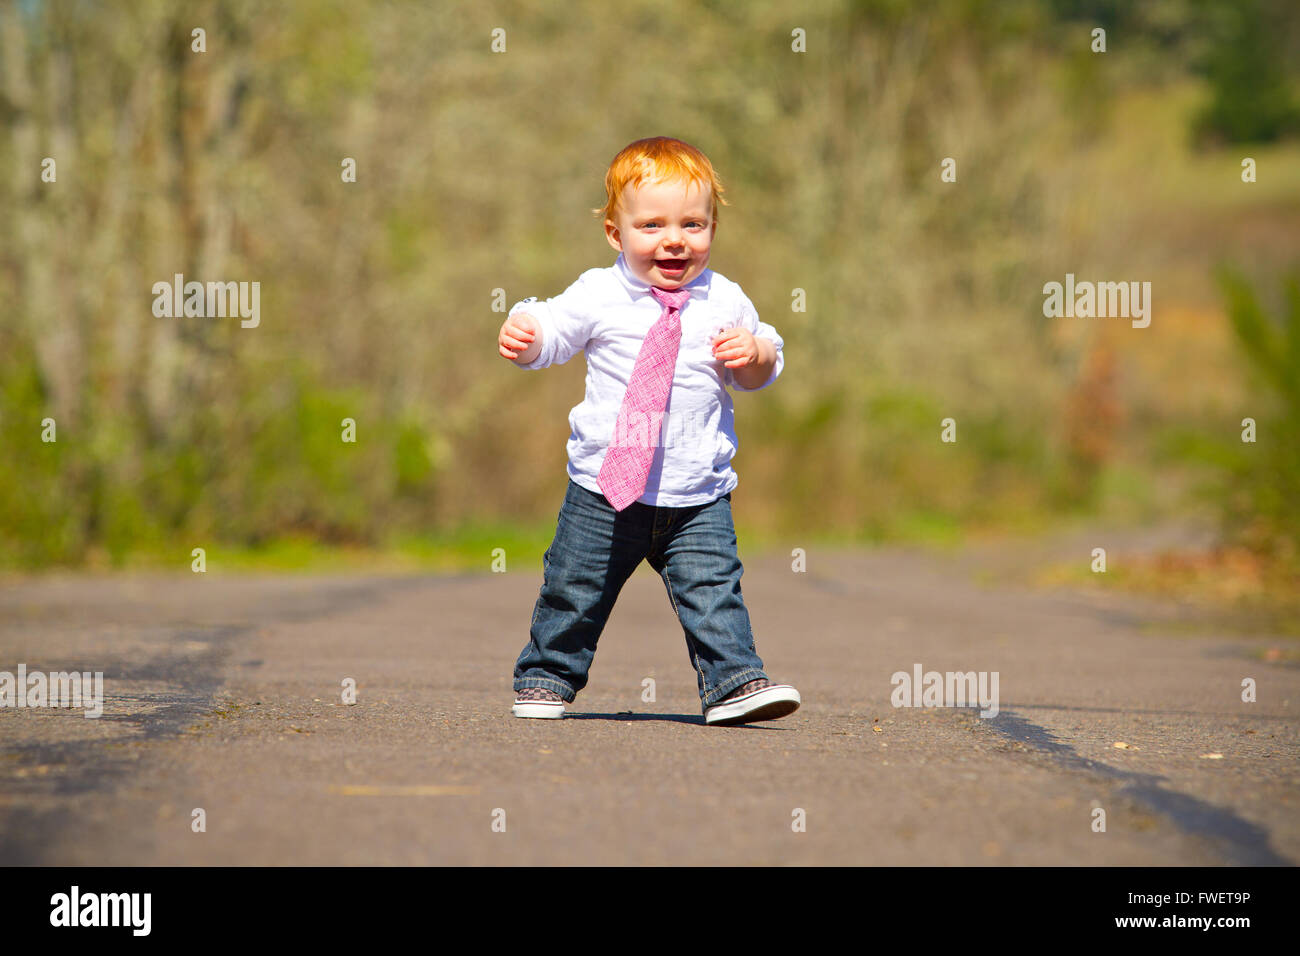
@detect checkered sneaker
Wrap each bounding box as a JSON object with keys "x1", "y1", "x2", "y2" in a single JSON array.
[
  {"x1": 515, "y1": 687, "x2": 564, "y2": 703},
  {"x1": 721, "y1": 678, "x2": 773, "y2": 701}
]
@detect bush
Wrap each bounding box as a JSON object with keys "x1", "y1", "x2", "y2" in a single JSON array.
[{"x1": 1215, "y1": 266, "x2": 1300, "y2": 561}]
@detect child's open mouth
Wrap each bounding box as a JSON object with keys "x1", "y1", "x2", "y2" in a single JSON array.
[{"x1": 656, "y1": 259, "x2": 688, "y2": 273}]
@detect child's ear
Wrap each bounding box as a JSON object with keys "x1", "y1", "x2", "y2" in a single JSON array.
[{"x1": 604, "y1": 219, "x2": 623, "y2": 252}]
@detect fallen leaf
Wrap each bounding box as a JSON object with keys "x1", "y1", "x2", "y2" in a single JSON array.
[
  {"x1": 872, "y1": 725, "x2": 884, "y2": 734},
  {"x1": 1113, "y1": 741, "x2": 1138, "y2": 750},
  {"x1": 1199, "y1": 753, "x2": 1224, "y2": 759}
]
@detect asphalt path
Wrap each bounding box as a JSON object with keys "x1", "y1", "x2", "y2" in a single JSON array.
[{"x1": 1, "y1": 532, "x2": 1295, "y2": 865}]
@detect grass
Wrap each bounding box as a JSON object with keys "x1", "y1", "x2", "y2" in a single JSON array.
[
  {"x1": 18, "y1": 507, "x2": 979, "y2": 577},
  {"x1": 2, "y1": 520, "x2": 559, "y2": 578},
  {"x1": 1033, "y1": 545, "x2": 1300, "y2": 636}
]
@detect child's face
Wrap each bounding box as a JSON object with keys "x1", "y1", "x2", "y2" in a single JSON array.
[{"x1": 604, "y1": 176, "x2": 716, "y2": 290}]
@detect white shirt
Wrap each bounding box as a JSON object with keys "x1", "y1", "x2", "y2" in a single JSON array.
[{"x1": 511, "y1": 252, "x2": 784, "y2": 507}]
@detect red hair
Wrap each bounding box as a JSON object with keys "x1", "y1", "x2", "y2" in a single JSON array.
[{"x1": 593, "y1": 136, "x2": 729, "y2": 224}]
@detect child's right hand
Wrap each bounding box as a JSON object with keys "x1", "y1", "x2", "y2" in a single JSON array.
[{"x1": 499, "y1": 312, "x2": 539, "y2": 362}]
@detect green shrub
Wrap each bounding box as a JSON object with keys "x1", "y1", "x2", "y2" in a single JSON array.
[{"x1": 1215, "y1": 266, "x2": 1300, "y2": 560}]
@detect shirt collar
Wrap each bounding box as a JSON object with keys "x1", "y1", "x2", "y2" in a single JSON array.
[{"x1": 613, "y1": 252, "x2": 710, "y2": 300}]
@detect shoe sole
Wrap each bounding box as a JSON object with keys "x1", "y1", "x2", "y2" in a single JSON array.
[
  {"x1": 705, "y1": 685, "x2": 801, "y2": 726},
  {"x1": 512, "y1": 700, "x2": 565, "y2": 719}
]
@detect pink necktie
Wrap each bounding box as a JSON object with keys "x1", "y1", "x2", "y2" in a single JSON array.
[{"x1": 598, "y1": 286, "x2": 691, "y2": 511}]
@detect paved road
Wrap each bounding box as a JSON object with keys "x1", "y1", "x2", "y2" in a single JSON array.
[{"x1": 1, "y1": 535, "x2": 1296, "y2": 865}]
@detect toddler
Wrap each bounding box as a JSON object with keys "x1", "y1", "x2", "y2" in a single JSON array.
[{"x1": 496, "y1": 136, "x2": 800, "y2": 725}]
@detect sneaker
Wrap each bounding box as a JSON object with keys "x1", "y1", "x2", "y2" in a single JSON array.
[
  {"x1": 512, "y1": 686, "x2": 566, "y2": 719},
  {"x1": 704, "y1": 678, "x2": 801, "y2": 726}
]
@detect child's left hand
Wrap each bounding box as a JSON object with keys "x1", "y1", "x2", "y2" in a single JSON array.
[{"x1": 711, "y1": 327, "x2": 758, "y2": 368}]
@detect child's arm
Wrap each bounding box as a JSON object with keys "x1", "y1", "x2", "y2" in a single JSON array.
[
  {"x1": 719, "y1": 290, "x2": 784, "y2": 392},
  {"x1": 498, "y1": 272, "x2": 598, "y2": 370},
  {"x1": 729, "y1": 336, "x2": 778, "y2": 390}
]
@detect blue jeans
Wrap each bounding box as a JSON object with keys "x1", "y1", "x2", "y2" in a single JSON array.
[{"x1": 513, "y1": 478, "x2": 768, "y2": 712}]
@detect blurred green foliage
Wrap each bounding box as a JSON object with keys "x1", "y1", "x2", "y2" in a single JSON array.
[
  {"x1": 0, "y1": 0, "x2": 1297, "y2": 572},
  {"x1": 1213, "y1": 268, "x2": 1300, "y2": 561},
  {"x1": 0, "y1": 348, "x2": 438, "y2": 567},
  {"x1": 1193, "y1": 0, "x2": 1299, "y2": 144}
]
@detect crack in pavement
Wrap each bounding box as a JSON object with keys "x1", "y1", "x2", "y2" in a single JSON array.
[{"x1": 979, "y1": 709, "x2": 1294, "y2": 866}]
